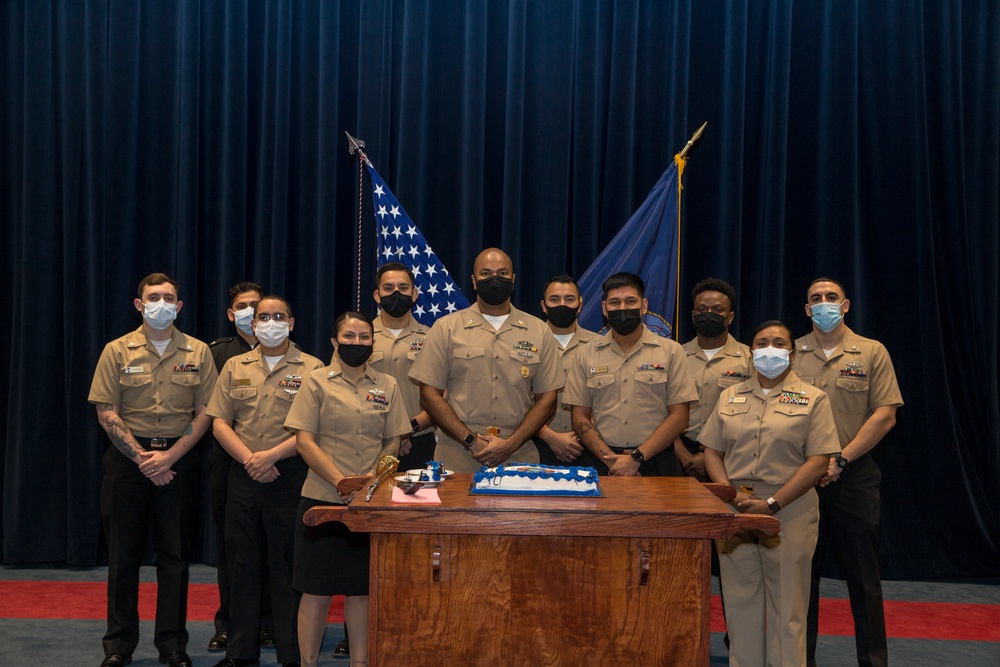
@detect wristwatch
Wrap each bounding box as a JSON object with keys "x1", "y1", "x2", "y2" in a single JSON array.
[
  {"x1": 463, "y1": 433, "x2": 477, "y2": 450},
  {"x1": 834, "y1": 454, "x2": 848, "y2": 470},
  {"x1": 629, "y1": 448, "x2": 645, "y2": 463},
  {"x1": 766, "y1": 497, "x2": 782, "y2": 514},
  {"x1": 410, "y1": 418, "x2": 420, "y2": 432}
]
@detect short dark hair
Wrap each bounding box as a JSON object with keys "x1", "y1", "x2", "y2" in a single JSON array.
[
  {"x1": 333, "y1": 310, "x2": 374, "y2": 338},
  {"x1": 750, "y1": 319, "x2": 794, "y2": 344},
  {"x1": 375, "y1": 262, "x2": 415, "y2": 289},
  {"x1": 137, "y1": 273, "x2": 179, "y2": 299},
  {"x1": 542, "y1": 274, "x2": 579, "y2": 296},
  {"x1": 691, "y1": 278, "x2": 737, "y2": 311},
  {"x1": 255, "y1": 294, "x2": 293, "y2": 319},
  {"x1": 228, "y1": 281, "x2": 264, "y2": 307},
  {"x1": 602, "y1": 272, "x2": 644, "y2": 299},
  {"x1": 807, "y1": 276, "x2": 847, "y2": 299}
]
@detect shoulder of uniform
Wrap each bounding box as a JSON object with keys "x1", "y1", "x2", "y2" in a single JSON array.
[{"x1": 210, "y1": 336, "x2": 235, "y2": 347}]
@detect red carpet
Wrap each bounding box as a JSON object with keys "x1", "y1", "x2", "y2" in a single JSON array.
[
  {"x1": 2, "y1": 581, "x2": 996, "y2": 641},
  {"x1": 0, "y1": 581, "x2": 345, "y2": 623}
]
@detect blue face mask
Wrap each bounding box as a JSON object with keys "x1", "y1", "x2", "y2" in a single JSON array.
[
  {"x1": 810, "y1": 302, "x2": 843, "y2": 332},
  {"x1": 233, "y1": 306, "x2": 255, "y2": 336},
  {"x1": 142, "y1": 300, "x2": 177, "y2": 330},
  {"x1": 753, "y1": 347, "x2": 791, "y2": 379}
]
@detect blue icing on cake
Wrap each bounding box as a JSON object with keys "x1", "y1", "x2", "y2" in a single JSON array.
[{"x1": 471, "y1": 463, "x2": 601, "y2": 496}]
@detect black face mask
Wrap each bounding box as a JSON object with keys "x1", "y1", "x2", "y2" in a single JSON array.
[
  {"x1": 338, "y1": 343, "x2": 373, "y2": 368},
  {"x1": 606, "y1": 308, "x2": 643, "y2": 335},
  {"x1": 692, "y1": 312, "x2": 727, "y2": 338},
  {"x1": 545, "y1": 305, "x2": 579, "y2": 329},
  {"x1": 475, "y1": 275, "x2": 514, "y2": 306},
  {"x1": 379, "y1": 290, "x2": 414, "y2": 318}
]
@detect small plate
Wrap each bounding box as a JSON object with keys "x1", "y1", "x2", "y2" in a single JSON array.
[{"x1": 405, "y1": 469, "x2": 454, "y2": 480}]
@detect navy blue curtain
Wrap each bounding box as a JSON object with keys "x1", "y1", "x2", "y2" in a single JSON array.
[{"x1": 2, "y1": 1, "x2": 997, "y2": 578}]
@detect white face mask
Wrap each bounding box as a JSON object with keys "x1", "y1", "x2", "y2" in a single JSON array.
[
  {"x1": 142, "y1": 301, "x2": 177, "y2": 330},
  {"x1": 233, "y1": 306, "x2": 255, "y2": 336},
  {"x1": 254, "y1": 320, "x2": 290, "y2": 348},
  {"x1": 753, "y1": 346, "x2": 791, "y2": 379}
]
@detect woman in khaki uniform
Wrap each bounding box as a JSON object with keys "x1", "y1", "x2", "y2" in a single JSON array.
[
  {"x1": 284, "y1": 312, "x2": 410, "y2": 667},
  {"x1": 699, "y1": 320, "x2": 840, "y2": 667}
]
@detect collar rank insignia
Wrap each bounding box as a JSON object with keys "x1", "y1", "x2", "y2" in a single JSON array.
[
  {"x1": 841, "y1": 361, "x2": 867, "y2": 377},
  {"x1": 514, "y1": 341, "x2": 537, "y2": 352},
  {"x1": 366, "y1": 388, "x2": 389, "y2": 408},
  {"x1": 410, "y1": 338, "x2": 425, "y2": 351},
  {"x1": 778, "y1": 391, "x2": 809, "y2": 405},
  {"x1": 173, "y1": 364, "x2": 199, "y2": 372},
  {"x1": 637, "y1": 363, "x2": 664, "y2": 370},
  {"x1": 723, "y1": 370, "x2": 749, "y2": 378}
]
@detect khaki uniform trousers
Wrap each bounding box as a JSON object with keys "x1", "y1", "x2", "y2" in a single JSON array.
[{"x1": 718, "y1": 485, "x2": 819, "y2": 667}]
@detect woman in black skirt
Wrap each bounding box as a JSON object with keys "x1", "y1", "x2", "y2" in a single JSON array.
[{"x1": 284, "y1": 311, "x2": 410, "y2": 667}]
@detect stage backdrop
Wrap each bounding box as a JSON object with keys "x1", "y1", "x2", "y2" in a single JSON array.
[{"x1": 2, "y1": 1, "x2": 997, "y2": 578}]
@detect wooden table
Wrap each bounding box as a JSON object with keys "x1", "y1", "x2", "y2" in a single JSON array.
[{"x1": 305, "y1": 474, "x2": 778, "y2": 666}]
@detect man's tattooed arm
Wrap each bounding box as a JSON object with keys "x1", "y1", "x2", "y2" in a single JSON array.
[
  {"x1": 95, "y1": 403, "x2": 144, "y2": 461},
  {"x1": 571, "y1": 406, "x2": 614, "y2": 459}
]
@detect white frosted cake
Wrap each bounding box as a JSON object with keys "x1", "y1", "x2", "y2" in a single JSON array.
[{"x1": 471, "y1": 463, "x2": 601, "y2": 496}]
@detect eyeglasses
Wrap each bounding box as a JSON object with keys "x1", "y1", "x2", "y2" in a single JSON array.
[{"x1": 255, "y1": 313, "x2": 289, "y2": 322}]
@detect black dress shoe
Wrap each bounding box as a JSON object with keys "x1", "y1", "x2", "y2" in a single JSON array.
[
  {"x1": 159, "y1": 651, "x2": 193, "y2": 667},
  {"x1": 259, "y1": 629, "x2": 275, "y2": 647},
  {"x1": 211, "y1": 659, "x2": 259, "y2": 667},
  {"x1": 333, "y1": 638, "x2": 350, "y2": 658},
  {"x1": 208, "y1": 630, "x2": 229, "y2": 651},
  {"x1": 100, "y1": 655, "x2": 132, "y2": 667}
]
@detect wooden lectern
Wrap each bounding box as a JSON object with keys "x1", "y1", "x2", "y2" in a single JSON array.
[{"x1": 305, "y1": 475, "x2": 778, "y2": 666}]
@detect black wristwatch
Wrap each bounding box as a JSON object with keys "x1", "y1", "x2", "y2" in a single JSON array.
[
  {"x1": 835, "y1": 454, "x2": 848, "y2": 470},
  {"x1": 410, "y1": 418, "x2": 420, "y2": 432},
  {"x1": 463, "y1": 433, "x2": 477, "y2": 450},
  {"x1": 766, "y1": 497, "x2": 782, "y2": 514},
  {"x1": 630, "y1": 448, "x2": 645, "y2": 463}
]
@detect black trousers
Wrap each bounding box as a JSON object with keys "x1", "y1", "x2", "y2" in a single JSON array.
[
  {"x1": 807, "y1": 453, "x2": 887, "y2": 667},
  {"x1": 534, "y1": 434, "x2": 603, "y2": 470},
  {"x1": 210, "y1": 441, "x2": 274, "y2": 636},
  {"x1": 225, "y1": 456, "x2": 307, "y2": 662},
  {"x1": 397, "y1": 430, "x2": 438, "y2": 472},
  {"x1": 100, "y1": 445, "x2": 196, "y2": 658}
]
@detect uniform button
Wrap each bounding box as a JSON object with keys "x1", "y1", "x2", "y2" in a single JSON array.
[
  {"x1": 623, "y1": 379, "x2": 628, "y2": 384},
  {"x1": 494, "y1": 376, "x2": 498, "y2": 380},
  {"x1": 753, "y1": 453, "x2": 757, "y2": 458},
  {"x1": 495, "y1": 355, "x2": 500, "y2": 360},
  {"x1": 356, "y1": 409, "x2": 361, "y2": 413},
  {"x1": 623, "y1": 400, "x2": 628, "y2": 404},
  {"x1": 356, "y1": 430, "x2": 361, "y2": 434},
  {"x1": 623, "y1": 420, "x2": 629, "y2": 425}
]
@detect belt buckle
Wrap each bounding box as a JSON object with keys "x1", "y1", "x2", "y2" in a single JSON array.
[{"x1": 486, "y1": 426, "x2": 501, "y2": 437}]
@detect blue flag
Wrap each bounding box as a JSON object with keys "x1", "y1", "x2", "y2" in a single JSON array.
[
  {"x1": 368, "y1": 165, "x2": 470, "y2": 326},
  {"x1": 576, "y1": 162, "x2": 680, "y2": 337}
]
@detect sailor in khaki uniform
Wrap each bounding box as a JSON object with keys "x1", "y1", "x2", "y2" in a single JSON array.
[
  {"x1": 357, "y1": 262, "x2": 434, "y2": 471},
  {"x1": 285, "y1": 311, "x2": 410, "y2": 667},
  {"x1": 89, "y1": 273, "x2": 216, "y2": 667},
  {"x1": 795, "y1": 278, "x2": 903, "y2": 667},
  {"x1": 565, "y1": 272, "x2": 696, "y2": 476},
  {"x1": 535, "y1": 274, "x2": 599, "y2": 466},
  {"x1": 409, "y1": 248, "x2": 562, "y2": 473},
  {"x1": 206, "y1": 295, "x2": 323, "y2": 667},
  {"x1": 674, "y1": 278, "x2": 752, "y2": 479},
  {"x1": 700, "y1": 321, "x2": 840, "y2": 667}
]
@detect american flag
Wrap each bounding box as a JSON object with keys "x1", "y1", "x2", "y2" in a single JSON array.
[{"x1": 368, "y1": 164, "x2": 470, "y2": 326}]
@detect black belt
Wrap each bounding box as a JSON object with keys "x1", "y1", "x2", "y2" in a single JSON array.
[{"x1": 134, "y1": 436, "x2": 179, "y2": 451}]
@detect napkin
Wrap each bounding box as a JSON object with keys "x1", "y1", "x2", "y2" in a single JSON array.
[{"x1": 391, "y1": 486, "x2": 441, "y2": 504}]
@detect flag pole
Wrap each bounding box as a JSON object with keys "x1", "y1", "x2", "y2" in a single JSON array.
[
  {"x1": 346, "y1": 132, "x2": 373, "y2": 311},
  {"x1": 672, "y1": 121, "x2": 707, "y2": 337}
]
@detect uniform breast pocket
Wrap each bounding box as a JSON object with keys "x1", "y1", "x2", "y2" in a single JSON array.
[
  {"x1": 717, "y1": 377, "x2": 743, "y2": 389},
  {"x1": 772, "y1": 404, "x2": 810, "y2": 444},
  {"x1": 170, "y1": 373, "x2": 202, "y2": 401},
  {"x1": 230, "y1": 386, "x2": 260, "y2": 412},
  {"x1": 507, "y1": 347, "x2": 540, "y2": 385},
  {"x1": 452, "y1": 346, "x2": 486, "y2": 383},
  {"x1": 635, "y1": 372, "x2": 668, "y2": 406},
  {"x1": 119, "y1": 373, "x2": 153, "y2": 389},
  {"x1": 835, "y1": 376, "x2": 870, "y2": 415},
  {"x1": 406, "y1": 350, "x2": 420, "y2": 362},
  {"x1": 720, "y1": 402, "x2": 752, "y2": 440}
]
